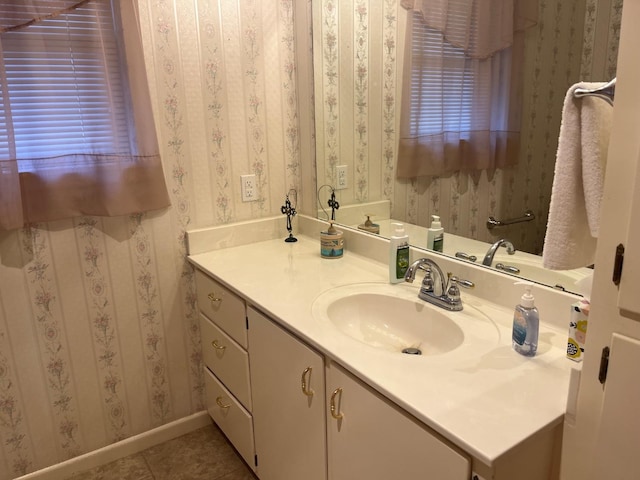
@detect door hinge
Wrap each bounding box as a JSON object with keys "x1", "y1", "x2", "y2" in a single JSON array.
[
  {"x1": 254, "y1": 454, "x2": 258, "y2": 467},
  {"x1": 246, "y1": 316, "x2": 249, "y2": 329},
  {"x1": 599, "y1": 346, "x2": 610, "y2": 385},
  {"x1": 612, "y1": 244, "x2": 625, "y2": 286}
]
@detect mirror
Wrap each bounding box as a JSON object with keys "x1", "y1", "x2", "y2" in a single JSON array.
[{"x1": 312, "y1": 0, "x2": 622, "y2": 293}]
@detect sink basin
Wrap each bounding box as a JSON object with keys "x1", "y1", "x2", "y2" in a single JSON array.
[{"x1": 312, "y1": 283, "x2": 499, "y2": 355}]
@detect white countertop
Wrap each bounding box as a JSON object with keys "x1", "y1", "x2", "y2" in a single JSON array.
[{"x1": 188, "y1": 234, "x2": 572, "y2": 466}]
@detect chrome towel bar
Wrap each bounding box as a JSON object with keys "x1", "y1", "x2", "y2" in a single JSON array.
[
  {"x1": 487, "y1": 210, "x2": 535, "y2": 230},
  {"x1": 574, "y1": 78, "x2": 616, "y2": 105}
]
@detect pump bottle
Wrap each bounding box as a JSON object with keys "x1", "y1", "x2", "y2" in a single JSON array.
[
  {"x1": 427, "y1": 215, "x2": 444, "y2": 252},
  {"x1": 512, "y1": 282, "x2": 539, "y2": 356},
  {"x1": 389, "y1": 223, "x2": 409, "y2": 284}
]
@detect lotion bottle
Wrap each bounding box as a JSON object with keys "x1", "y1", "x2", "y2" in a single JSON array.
[
  {"x1": 512, "y1": 281, "x2": 539, "y2": 356},
  {"x1": 427, "y1": 215, "x2": 444, "y2": 252},
  {"x1": 389, "y1": 223, "x2": 409, "y2": 284}
]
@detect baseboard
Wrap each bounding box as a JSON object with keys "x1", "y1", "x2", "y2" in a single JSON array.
[{"x1": 16, "y1": 411, "x2": 211, "y2": 480}]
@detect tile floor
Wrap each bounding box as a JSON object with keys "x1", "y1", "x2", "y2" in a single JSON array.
[{"x1": 66, "y1": 423, "x2": 258, "y2": 480}]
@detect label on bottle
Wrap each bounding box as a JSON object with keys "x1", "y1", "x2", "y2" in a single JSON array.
[
  {"x1": 433, "y1": 233, "x2": 443, "y2": 252},
  {"x1": 512, "y1": 310, "x2": 527, "y2": 345},
  {"x1": 396, "y1": 244, "x2": 410, "y2": 279}
]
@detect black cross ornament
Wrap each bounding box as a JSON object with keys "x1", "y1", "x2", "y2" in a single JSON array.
[{"x1": 281, "y1": 192, "x2": 297, "y2": 243}]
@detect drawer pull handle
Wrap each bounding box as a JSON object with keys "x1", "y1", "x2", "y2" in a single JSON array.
[
  {"x1": 207, "y1": 292, "x2": 222, "y2": 305},
  {"x1": 216, "y1": 396, "x2": 231, "y2": 409},
  {"x1": 330, "y1": 387, "x2": 344, "y2": 420},
  {"x1": 301, "y1": 367, "x2": 314, "y2": 397},
  {"x1": 211, "y1": 340, "x2": 226, "y2": 351}
]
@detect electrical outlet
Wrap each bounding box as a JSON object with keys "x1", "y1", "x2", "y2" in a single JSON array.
[
  {"x1": 336, "y1": 165, "x2": 348, "y2": 190},
  {"x1": 241, "y1": 174, "x2": 257, "y2": 202}
]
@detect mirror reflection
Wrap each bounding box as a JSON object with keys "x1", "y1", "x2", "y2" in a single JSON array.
[{"x1": 312, "y1": 0, "x2": 622, "y2": 294}]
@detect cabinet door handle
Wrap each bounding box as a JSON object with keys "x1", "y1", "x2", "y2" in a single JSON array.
[
  {"x1": 216, "y1": 396, "x2": 231, "y2": 409},
  {"x1": 330, "y1": 387, "x2": 344, "y2": 420},
  {"x1": 211, "y1": 340, "x2": 226, "y2": 352},
  {"x1": 207, "y1": 292, "x2": 222, "y2": 306},
  {"x1": 301, "y1": 367, "x2": 314, "y2": 397}
]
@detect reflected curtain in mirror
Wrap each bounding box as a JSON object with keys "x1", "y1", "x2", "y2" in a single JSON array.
[
  {"x1": 0, "y1": 0, "x2": 170, "y2": 231},
  {"x1": 397, "y1": 0, "x2": 538, "y2": 178}
]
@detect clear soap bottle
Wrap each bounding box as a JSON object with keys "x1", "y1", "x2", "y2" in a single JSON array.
[{"x1": 512, "y1": 282, "x2": 539, "y2": 356}]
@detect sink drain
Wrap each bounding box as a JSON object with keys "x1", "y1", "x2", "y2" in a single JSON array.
[{"x1": 401, "y1": 347, "x2": 422, "y2": 355}]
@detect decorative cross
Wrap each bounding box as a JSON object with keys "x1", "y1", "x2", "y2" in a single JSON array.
[
  {"x1": 327, "y1": 191, "x2": 339, "y2": 221},
  {"x1": 281, "y1": 192, "x2": 298, "y2": 243}
]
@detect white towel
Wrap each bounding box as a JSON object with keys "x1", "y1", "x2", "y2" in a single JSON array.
[{"x1": 542, "y1": 82, "x2": 613, "y2": 270}]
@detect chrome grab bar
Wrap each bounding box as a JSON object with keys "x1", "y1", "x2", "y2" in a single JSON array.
[{"x1": 486, "y1": 210, "x2": 535, "y2": 230}]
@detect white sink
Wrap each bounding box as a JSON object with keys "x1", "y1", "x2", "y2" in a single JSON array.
[{"x1": 312, "y1": 283, "x2": 500, "y2": 355}]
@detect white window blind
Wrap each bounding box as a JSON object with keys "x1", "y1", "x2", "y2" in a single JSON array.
[
  {"x1": 0, "y1": 0, "x2": 170, "y2": 230},
  {"x1": 0, "y1": 0, "x2": 132, "y2": 166},
  {"x1": 407, "y1": 10, "x2": 491, "y2": 136}
]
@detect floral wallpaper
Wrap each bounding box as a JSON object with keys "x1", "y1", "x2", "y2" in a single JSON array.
[
  {"x1": 314, "y1": 0, "x2": 400, "y2": 207},
  {"x1": 0, "y1": 0, "x2": 622, "y2": 477},
  {"x1": 315, "y1": 0, "x2": 622, "y2": 254},
  {"x1": 0, "y1": 0, "x2": 313, "y2": 477}
]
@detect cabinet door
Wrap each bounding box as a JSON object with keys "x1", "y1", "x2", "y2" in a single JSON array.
[
  {"x1": 248, "y1": 307, "x2": 327, "y2": 480},
  {"x1": 326, "y1": 361, "x2": 470, "y2": 480},
  {"x1": 591, "y1": 334, "x2": 640, "y2": 479}
]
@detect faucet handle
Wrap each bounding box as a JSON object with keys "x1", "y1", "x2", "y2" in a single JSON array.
[
  {"x1": 446, "y1": 277, "x2": 461, "y2": 302},
  {"x1": 455, "y1": 252, "x2": 477, "y2": 262},
  {"x1": 451, "y1": 276, "x2": 475, "y2": 289},
  {"x1": 420, "y1": 267, "x2": 434, "y2": 292}
]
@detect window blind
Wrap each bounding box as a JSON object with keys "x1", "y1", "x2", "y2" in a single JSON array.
[
  {"x1": 408, "y1": 9, "x2": 491, "y2": 136},
  {"x1": 0, "y1": 0, "x2": 132, "y2": 167}
]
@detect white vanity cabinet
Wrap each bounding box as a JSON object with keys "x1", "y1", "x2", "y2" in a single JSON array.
[
  {"x1": 326, "y1": 361, "x2": 471, "y2": 480},
  {"x1": 195, "y1": 269, "x2": 255, "y2": 470},
  {"x1": 248, "y1": 306, "x2": 327, "y2": 480},
  {"x1": 193, "y1": 265, "x2": 560, "y2": 480}
]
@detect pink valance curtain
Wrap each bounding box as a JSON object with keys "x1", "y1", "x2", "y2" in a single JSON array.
[
  {"x1": 397, "y1": 0, "x2": 538, "y2": 178},
  {"x1": 400, "y1": 0, "x2": 537, "y2": 58},
  {"x1": 0, "y1": 0, "x2": 170, "y2": 231}
]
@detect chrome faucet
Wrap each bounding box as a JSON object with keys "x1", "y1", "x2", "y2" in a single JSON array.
[
  {"x1": 482, "y1": 239, "x2": 516, "y2": 266},
  {"x1": 404, "y1": 258, "x2": 473, "y2": 311}
]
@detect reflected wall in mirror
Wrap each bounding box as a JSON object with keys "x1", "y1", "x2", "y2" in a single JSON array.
[{"x1": 312, "y1": 0, "x2": 622, "y2": 292}]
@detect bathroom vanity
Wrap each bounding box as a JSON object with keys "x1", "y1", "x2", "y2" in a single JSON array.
[{"x1": 187, "y1": 216, "x2": 576, "y2": 480}]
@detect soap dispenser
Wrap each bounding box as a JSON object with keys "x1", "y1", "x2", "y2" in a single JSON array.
[
  {"x1": 320, "y1": 221, "x2": 344, "y2": 259},
  {"x1": 427, "y1": 215, "x2": 444, "y2": 252},
  {"x1": 358, "y1": 215, "x2": 380, "y2": 234},
  {"x1": 512, "y1": 282, "x2": 539, "y2": 356},
  {"x1": 389, "y1": 223, "x2": 410, "y2": 284}
]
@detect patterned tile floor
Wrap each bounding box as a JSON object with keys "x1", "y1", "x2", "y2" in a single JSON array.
[{"x1": 66, "y1": 424, "x2": 258, "y2": 480}]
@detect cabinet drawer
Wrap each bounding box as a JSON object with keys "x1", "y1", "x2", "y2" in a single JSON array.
[
  {"x1": 204, "y1": 367, "x2": 255, "y2": 471},
  {"x1": 196, "y1": 269, "x2": 247, "y2": 348},
  {"x1": 200, "y1": 313, "x2": 252, "y2": 411}
]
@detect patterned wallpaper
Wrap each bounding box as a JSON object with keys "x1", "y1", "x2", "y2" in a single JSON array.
[
  {"x1": 0, "y1": 0, "x2": 314, "y2": 477},
  {"x1": 314, "y1": 0, "x2": 622, "y2": 254},
  {"x1": 0, "y1": 0, "x2": 622, "y2": 477}
]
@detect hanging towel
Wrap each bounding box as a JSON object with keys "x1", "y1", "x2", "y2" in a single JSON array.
[{"x1": 542, "y1": 82, "x2": 613, "y2": 270}]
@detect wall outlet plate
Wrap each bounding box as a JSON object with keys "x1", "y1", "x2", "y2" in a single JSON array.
[
  {"x1": 336, "y1": 165, "x2": 348, "y2": 190},
  {"x1": 241, "y1": 174, "x2": 257, "y2": 202}
]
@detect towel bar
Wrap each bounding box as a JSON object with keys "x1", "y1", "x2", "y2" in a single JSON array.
[
  {"x1": 487, "y1": 210, "x2": 535, "y2": 230},
  {"x1": 574, "y1": 78, "x2": 616, "y2": 105}
]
